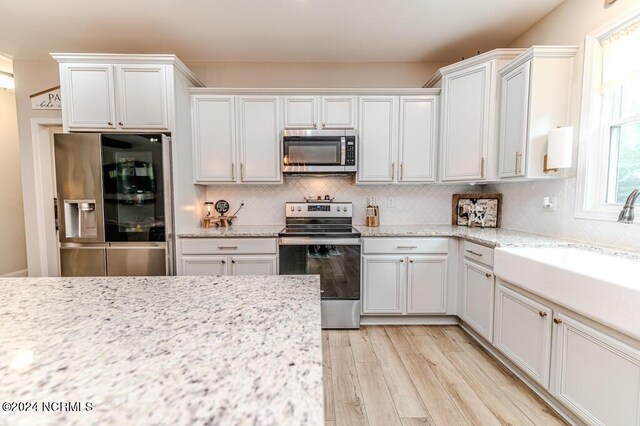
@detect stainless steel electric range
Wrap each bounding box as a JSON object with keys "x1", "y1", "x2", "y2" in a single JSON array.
[{"x1": 278, "y1": 201, "x2": 361, "y2": 329}]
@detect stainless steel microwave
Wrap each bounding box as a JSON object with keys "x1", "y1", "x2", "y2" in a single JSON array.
[{"x1": 282, "y1": 129, "x2": 357, "y2": 174}]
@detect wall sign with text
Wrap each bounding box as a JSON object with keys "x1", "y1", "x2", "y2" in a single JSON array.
[{"x1": 30, "y1": 86, "x2": 61, "y2": 110}]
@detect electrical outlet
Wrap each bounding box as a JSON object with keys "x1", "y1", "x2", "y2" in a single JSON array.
[
  {"x1": 387, "y1": 197, "x2": 394, "y2": 208},
  {"x1": 542, "y1": 196, "x2": 556, "y2": 211}
]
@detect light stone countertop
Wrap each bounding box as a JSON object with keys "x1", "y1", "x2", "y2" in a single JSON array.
[
  {"x1": 178, "y1": 225, "x2": 284, "y2": 238},
  {"x1": 0, "y1": 275, "x2": 323, "y2": 426}
]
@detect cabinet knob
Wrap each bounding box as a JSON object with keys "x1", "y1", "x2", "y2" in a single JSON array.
[
  {"x1": 221, "y1": 260, "x2": 226, "y2": 264},
  {"x1": 539, "y1": 311, "x2": 548, "y2": 318},
  {"x1": 322, "y1": 123, "x2": 326, "y2": 127},
  {"x1": 107, "y1": 122, "x2": 113, "y2": 126},
  {"x1": 409, "y1": 259, "x2": 414, "y2": 263},
  {"x1": 118, "y1": 122, "x2": 124, "y2": 126},
  {"x1": 553, "y1": 318, "x2": 563, "y2": 325},
  {"x1": 313, "y1": 123, "x2": 317, "y2": 128},
  {"x1": 485, "y1": 272, "x2": 492, "y2": 278},
  {"x1": 400, "y1": 259, "x2": 404, "y2": 263},
  {"x1": 231, "y1": 260, "x2": 235, "y2": 264}
]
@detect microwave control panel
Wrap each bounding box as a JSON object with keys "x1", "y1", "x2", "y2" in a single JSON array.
[{"x1": 345, "y1": 138, "x2": 356, "y2": 166}]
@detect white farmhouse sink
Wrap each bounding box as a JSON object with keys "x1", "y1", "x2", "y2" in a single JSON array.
[{"x1": 494, "y1": 246, "x2": 640, "y2": 340}]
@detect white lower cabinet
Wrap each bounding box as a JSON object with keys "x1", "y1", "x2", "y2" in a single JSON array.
[
  {"x1": 362, "y1": 255, "x2": 404, "y2": 314},
  {"x1": 181, "y1": 255, "x2": 228, "y2": 276},
  {"x1": 406, "y1": 255, "x2": 448, "y2": 314},
  {"x1": 461, "y1": 259, "x2": 495, "y2": 342},
  {"x1": 362, "y1": 251, "x2": 448, "y2": 315},
  {"x1": 230, "y1": 256, "x2": 277, "y2": 275},
  {"x1": 552, "y1": 313, "x2": 640, "y2": 426},
  {"x1": 494, "y1": 282, "x2": 553, "y2": 388}
]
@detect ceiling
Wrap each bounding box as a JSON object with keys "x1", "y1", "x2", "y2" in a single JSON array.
[{"x1": 0, "y1": 0, "x2": 564, "y2": 63}]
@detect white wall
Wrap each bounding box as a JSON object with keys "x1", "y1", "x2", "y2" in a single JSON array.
[
  {"x1": 0, "y1": 58, "x2": 28, "y2": 276},
  {"x1": 488, "y1": 0, "x2": 640, "y2": 251},
  {"x1": 186, "y1": 62, "x2": 447, "y2": 88}
]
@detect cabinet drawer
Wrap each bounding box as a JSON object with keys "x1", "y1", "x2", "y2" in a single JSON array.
[
  {"x1": 362, "y1": 238, "x2": 449, "y2": 255},
  {"x1": 463, "y1": 240, "x2": 494, "y2": 267},
  {"x1": 181, "y1": 238, "x2": 277, "y2": 255}
]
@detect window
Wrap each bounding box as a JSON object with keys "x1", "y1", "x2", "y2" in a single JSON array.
[{"x1": 577, "y1": 8, "x2": 640, "y2": 221}]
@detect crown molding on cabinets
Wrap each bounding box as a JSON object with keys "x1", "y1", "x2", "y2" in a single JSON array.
[
  {"x1": 50, "y1": 53, "x2": 204, "y2": 87},
  {"x1": 499, "y1": 45, "x2": 580, "y2": 76},
  {"x1": 188, "y1": 87, "x2": 441, "y2": 96}
]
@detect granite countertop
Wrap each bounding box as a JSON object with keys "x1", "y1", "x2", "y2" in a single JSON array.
[
  {"x1": 178, "y1": 225, "x2": 283, "y2": 238},
  {"x1": 355, "y1": 224, "x2": 640, "y2": 259},
  {"x1": 0, "y1": 275, "x2": 323, "y2": 426}
]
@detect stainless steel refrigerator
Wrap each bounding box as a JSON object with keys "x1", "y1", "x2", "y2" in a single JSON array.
[{"x1": 54, "y1": 133, "x2": 173, "y2": 276}]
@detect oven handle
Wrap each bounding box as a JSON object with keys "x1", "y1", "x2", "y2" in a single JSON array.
[{"x1": 278, "y1": 237, "x2": 361, "y2": 246}]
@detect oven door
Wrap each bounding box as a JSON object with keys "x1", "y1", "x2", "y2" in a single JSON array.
[{"x1": 279, "y1": 237, "x2": 361, "y2": 329}]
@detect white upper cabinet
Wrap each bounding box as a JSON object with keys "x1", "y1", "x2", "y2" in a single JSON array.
[
  {"x1": 357, "y1": 96, "x2": 399, "y2": 183},
  {"x1": 284, "y1": 95, "x2": 356, "y2": 129},
  {"x1": 115, "y1": 64, "x2": 169, "y2": 130},
  {"x1": 61, "y1": 64, "x2": 116, "y2": 130},
  {"x1": 237, "y1": 96, "x2": 282, "y2": 183},
  {"x1": 429, "y1": 49, "x2": 524, "y2": 182},
  {"x1": 284, "y1": 96, "x2": 318, "y2": 129},
  {"x1": 498, "y1": 46, "x2": 578, "y2": 180},
  {"x1": 498, "y1": 62, "x2": 530, "y2": 178},
  {"x1": 321, "y1": 96, "x2": 357, "y2": 129},
  {"x1": 192, "y1": 95, "x2": 237, "y2": 183},
  {"x1": 398, "y1": 96, "x2": 438, "y2": 183},
  {"x1": 57, "y1": 57, "x2": 176, "y2": 132}
]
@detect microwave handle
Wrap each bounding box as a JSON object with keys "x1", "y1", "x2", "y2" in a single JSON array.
[{"x1": 340, "y1": 137, "x2": 346, "y2": 166}]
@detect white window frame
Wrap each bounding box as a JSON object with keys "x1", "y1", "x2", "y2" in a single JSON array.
[{"x1": 575, "y1": 6, "x2": 640, "y2": 223}]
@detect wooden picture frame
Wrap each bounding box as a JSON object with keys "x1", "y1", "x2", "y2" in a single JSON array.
[{"x1": 452, "y1": 193, "x2": 503, "y2": 228}]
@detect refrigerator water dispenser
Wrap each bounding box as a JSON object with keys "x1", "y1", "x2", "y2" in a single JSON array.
[{"x1": 63, "y1": 200, "x2": 97, "y2": 238}]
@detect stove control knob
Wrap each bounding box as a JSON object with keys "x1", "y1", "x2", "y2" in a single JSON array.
[
  {"x1": 290, "y1": 206, "x2": 294, "y2": 211},
  {"x1": 297, "y1": 206, "x2": 301, "y2": 211}
]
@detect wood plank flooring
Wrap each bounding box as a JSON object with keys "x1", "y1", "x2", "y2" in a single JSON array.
[{"x1": 322, "y1": 325, "x2": 567, "y2": 426}]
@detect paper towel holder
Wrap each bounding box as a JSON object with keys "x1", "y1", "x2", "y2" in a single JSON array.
[{"x1": 544, "y1": 126, "x2": 574, "y2": 173}]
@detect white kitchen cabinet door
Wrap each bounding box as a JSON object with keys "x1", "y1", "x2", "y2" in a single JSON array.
[
  {"x1": 192, "y1": 95, "x2": 237, "y2": 183},
  {"x1": 398, "y1": 96, "x2": 438, "y2": 183},
  {"x1": 498, "y1": 61, "x2": 530, "y2": 178},
  {"x1": 461, "y1": 259, "x2": 495, "y2": 342},
  {"x1": 357, "y1": 96, "x2": 399, "y2": 183},
  {"x1": 552, "y1": 313, "x2": 640, "y2": 426},
  {"x1": 62, "y1": 64, "x2": 116, "y2": 130},
  {"x1": 406, "y1": 255, "x2": 447, "y2": 314},
  {"x1": 115, "y1": 64, "x2": 169, "y2": 130},
  {"x1": 230, "y1": 256, "x2": 277, "y2": 275},
  {"x1": 237, "y1": 96, "x2": 282, "y2": 182},
  {"x1": 494, "y1": 283, "x2": 552, "y2": 388},
  {"x1": 362, "y1": 255, "x2": 404, "y2": 314},
  {"x1": 181, "y1": 255, "x2": 228, "y2": 276},
  {"x1": 321, "y1": 96, "x2": 357, "y2": 129},
  {"x1": 284, "y1": 96, "x2": 318, "y2": 129},
  {"x1": 440, "y1": 62, "x2": 492, "y2": 181}
]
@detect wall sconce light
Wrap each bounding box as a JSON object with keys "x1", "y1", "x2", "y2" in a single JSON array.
[
  {"x1": 0, "y1": 70, "x2": 15, "y2": 91},
  {"x1": 544, "y1": 126, "x2": 573, "y2": 173}
]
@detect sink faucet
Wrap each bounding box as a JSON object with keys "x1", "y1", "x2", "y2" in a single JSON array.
[{"x1": 618, "y1": 188, "x2": 640, "y2": 224}]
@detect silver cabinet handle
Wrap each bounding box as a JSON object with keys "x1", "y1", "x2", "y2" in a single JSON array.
[
  {"x1": 218, "y1": 246, "x2": 238, "y2": 250},
  {"x1": 400, "y1": 163, "x2": 404, "y2": 181},
  {"x1": 466, "y1": 249, "x2": 483, "y2": 257},
  {"x1": 397, "y1": 245, "x2": 418, "y2": 249},
  {"x1": 240, "y1": 163, "x2": 244, "y2": 180},
  {"x1": 481, "y1": 157, "x2": 485, "y2": 178},
  {"x1": 231, "y1": 162, "x2": 235, "y2": 180},
  {"x1": 391, "y1": 162, "x2": 395, "y2": 178}
]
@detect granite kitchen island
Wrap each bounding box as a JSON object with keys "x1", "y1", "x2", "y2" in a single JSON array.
[{"x1": 0, "y1": 275, "x2": 323, "y2": 426}]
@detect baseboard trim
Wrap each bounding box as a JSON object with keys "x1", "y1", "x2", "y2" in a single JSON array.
[
  {"x1": 1, "y1": 269, "x2": 28, "y2": 278},
  {"x1": 360, "y1": 315, "x2": 459, "y2": 325},
  {"x1": 459, "y1": 321, "x2": 583, "y2": 426}
]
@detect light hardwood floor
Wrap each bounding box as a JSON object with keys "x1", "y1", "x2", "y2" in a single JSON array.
[{"x1": 322, "y1": 325, "x2": 567, "y2": 426}]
